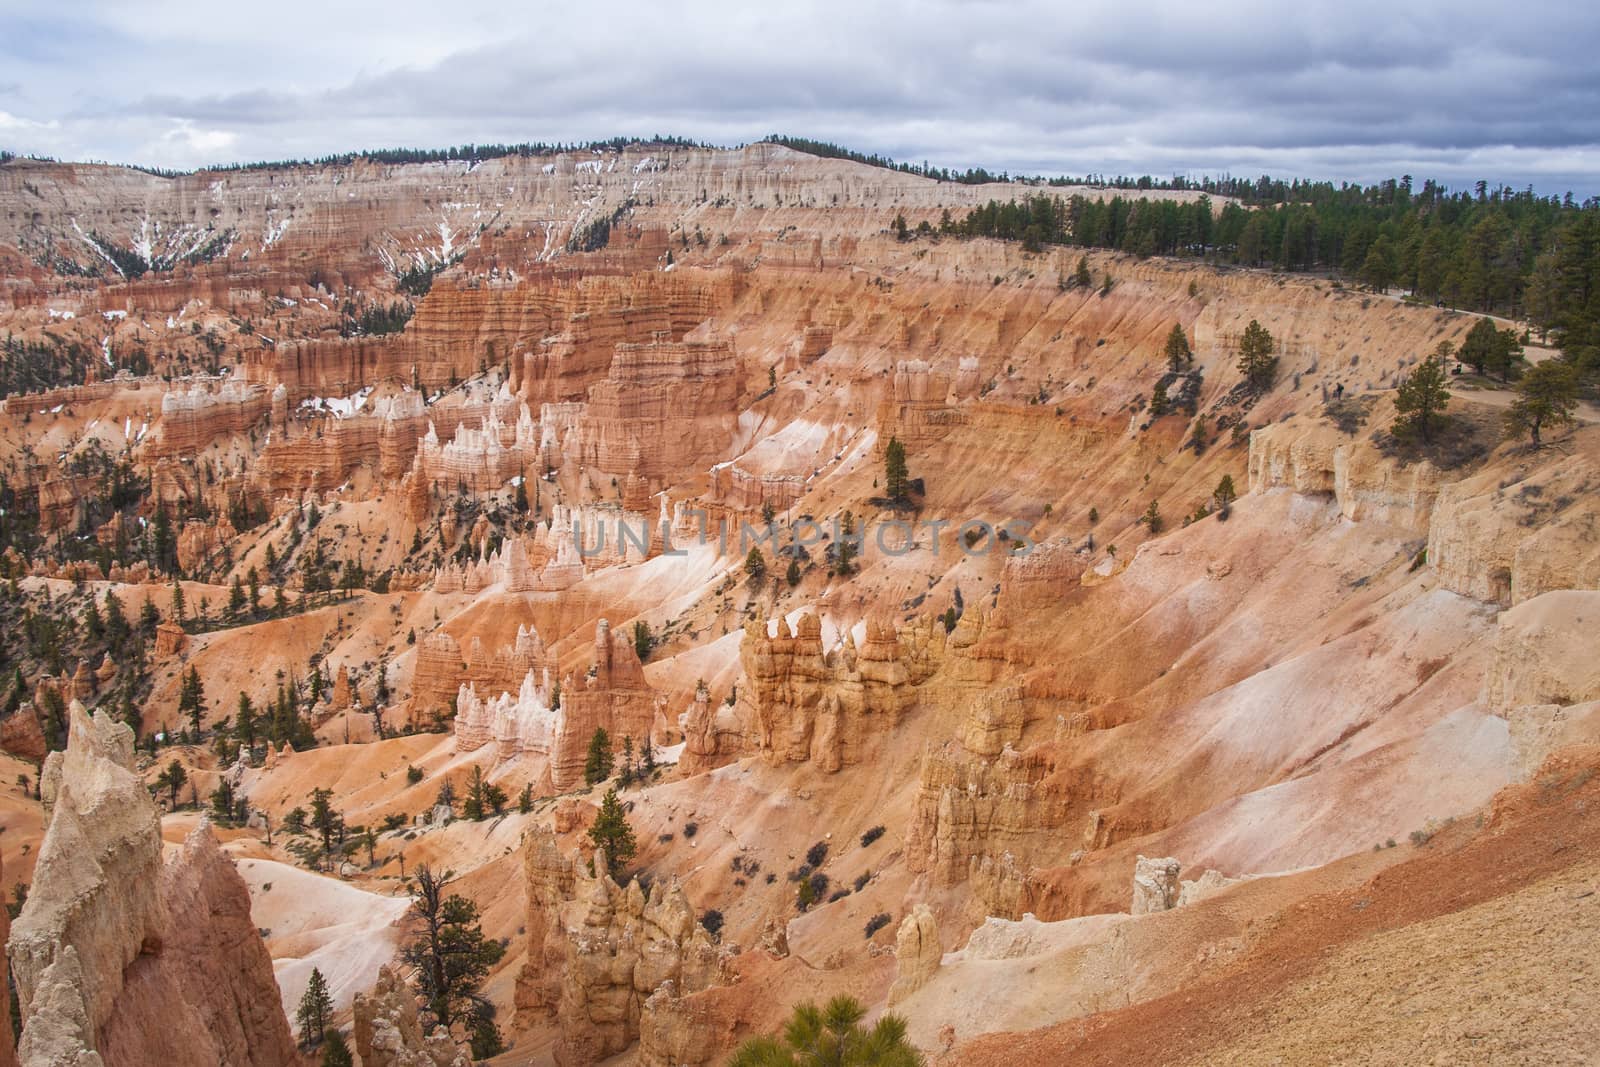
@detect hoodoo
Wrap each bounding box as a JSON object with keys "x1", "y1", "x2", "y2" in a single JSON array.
[{"x1": 3, "y1": 83, "x2": 1599, "y2": 1067}]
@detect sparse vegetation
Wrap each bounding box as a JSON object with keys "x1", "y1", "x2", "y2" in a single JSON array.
[{"x1": 727, "y1": 995, "x2": 922, "y2": 1067}]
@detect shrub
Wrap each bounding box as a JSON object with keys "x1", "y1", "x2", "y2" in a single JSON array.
[
  {"x1": 805, "y1": 841, "x2": 829, "y2": 868},
  {"x1": 406, "y1": 765, "x2": 423, "y2": 785},
  {"x1": 700, "y1": 909, "x2": 724, "y2": 939},
  {"x1": 860, "y1": 825, "x2": 886, "y2": 847},
  {"x1": 864, "y1": 913, "x2": 892, "y2": 938},
  {"x1": 682, "y1": 821, "x2": 698, "y2": 839},
  {"x1": 853, "y1": 872, "x2": 870, "y2": 892}
]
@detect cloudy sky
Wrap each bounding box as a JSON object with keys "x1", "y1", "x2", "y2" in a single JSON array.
[{"x1": 3, "y1": 0, "x2": 1598, "y2": 194}]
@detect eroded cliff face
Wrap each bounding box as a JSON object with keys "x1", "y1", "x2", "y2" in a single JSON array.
[
  {"x1": 7, "y1": 703, "x2": 297, "y2": 1067},
  {"x1": 0, "y1": 854, "x2": 15, "y2": 1067},
  {"x1": 1247, "y1": 407, "x2": 1444, "y2": 535},
  {"x1": 351, "y1": 966, "x2": 471, "y2": 1067},
  {"x1": 9, "y1": 143, "x2": 1600, "y2": 1066},
  {"x1": 514, "y1": 828, "x2": 728, "y2": 1066},
  {"x1": 1427, "y1": 447, "x2": 1600, "y2": 606},
  {"x1": 738, "y1": 613, "x2": 916, "y2": 772}
]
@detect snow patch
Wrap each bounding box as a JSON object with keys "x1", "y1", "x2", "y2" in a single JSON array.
[{"x1": 299, "y1": 386, "x2": 375, "y2": 419}]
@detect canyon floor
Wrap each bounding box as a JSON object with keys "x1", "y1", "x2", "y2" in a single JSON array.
[{"x1": 1, "y1": 143, "x2": 1597, "y2": 1066}]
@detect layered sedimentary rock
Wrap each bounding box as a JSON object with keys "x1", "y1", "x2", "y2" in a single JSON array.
[
  {"x1": 413, "y1": 632, "x2": 469, "y2": 719},
  {"x1": 448, "y1": 621, "x2": 654, "y2": 788},
  {"x1": 154, "y1": 622, "x2": 187, "y2": 657},
  {"x1": 678, "y1": 681, "x2": 746, "y2": 776},
  {"x1": 887, "y1": 905, "x2": 941, "y2": 1005},
  {"x1": 1130, "y1": 856, "x2": 1182, "y2": 915},
  {"x1": 515, "y1": 828, "x2": 726, "y2": 1066},
  {"x1": 570, "y1": 336, "x2": 742, "y2": 485},
  {"x1": 453, "y1": 669, "x2": 558, "y2": 766},
  {"x1": 250, "y1": 379, "x2": 528, "y2": 497},
  {"x1": 418, "y1": 622, "x2": 555, "y2": 719},
  {"x1": 435, "y1": 535, "x2": 567, "y2": 594},
  {"x1": 1426, "y1": 447, "x2": 1600, "y2": 606},
  {"x1": 352, "y1": 966, "x2": 471, "y2": 1067},
  {"x1": 1247, "y1": 415, "x2": 1442, "y2": 534},
  {"x1": 0, "y1": 703, "x2": 47, "y2": 761},
  {"x1": 903, "y1": 743, "x2": 1079, "y2": 899},
  {"x1": 412, "y1": 403, "x2": 539, "y2": 494},
  {"x1": 876, "y1": 359, "x2": 969, "y2": 447},
  {"x1": 550, "y1": 621, "x2": 657, "y2": 790},
  {"x1": 0, "y1": 854, "x2": 15, "y2": 1067},
  {"x1": 707, "y1": 464, "x2": 804, "y2": 516},
  {"x1": 739, "y1": 613, "x2": 915, "y2": 772},
  {"x1": 175, "y1": 516, "x2": 235, "y2": 573},
  {"x1": 1482, "y1": 591, "x2": 1600, "y2": 713},
  {"x1": 151, "y1": 381, "x2": 271, "y2": 456},
  {"x1": 9, "y1": 702, "x2": 297, "y2": 1067}
]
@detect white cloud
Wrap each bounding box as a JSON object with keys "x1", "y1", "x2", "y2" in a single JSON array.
[{"x1": 2, "y1": 0, "x2": 1598, "y2": 193}]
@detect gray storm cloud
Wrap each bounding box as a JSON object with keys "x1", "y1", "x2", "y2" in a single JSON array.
[{"x1": 1, "y1": 0, "x2": 1597, "y2": 192}]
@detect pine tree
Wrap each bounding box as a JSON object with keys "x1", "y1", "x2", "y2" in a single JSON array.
[
  {"x1": 1394, "y1": 343, "x2": 1452, "y2": 442},
  {"x1": 1503, "y1": 360, "x2": 1580, "y2": 445},
  {"x1": 1164, "y1": 323, "x2": 1192, "y2": 371},
  {"x1": 179, "y1": 666, "x2": 204, "y2": 739},
  {"x1": 157, "y1": 759, "x2": 187, "y2": 806},
  {"x1": 1149, "y1": 380, "x2": 1170, "y2": 416},
  {"x1": 309, "y1": 787, "x2": 340, "y2": 870},
  {"x1": 1142, "y1": 500, "x2": 1164, "y2": 534},
  {"x1": 296, "y1": 966, "x2": 333, "y2": 1048},
  {"x1": 1212, "y1": 474, "x2": 1238, "y2": 518},
  {"x1": 228, "y1": 576, "x2": 246, "y2": 618},
  {"x1": 1073, "y1": 255, "x2": 1092, "y2": 289},
  {"x1": 583, "y1": 727, "x2": 613, "y2": 787},
  {"x1": 170, "y1": 578, "x2": 185, "y2": 621},
  {"x1": 400, "y1": 865, "x2": 505, "y2": 1032},
  {"x1": 1236, "y1": 319, "x2": 1277, "y2": 392},
  {"x1": 745, "y1": 546, "x2": 767, "y2": 581},
  {"x1": 1361, "y1": 234, "x2": 1398, "y2": 292},
  {"x1": 786, "y1": 557, "x2": 801, "y2": 586},
  {"x1": 1460, "y1": 317, "x2": 1500, "y2": 375},
  {"x1": 153, "y1": 505, "x2": 174, "y2": 573},
  {"x1": 463, "y1": 765, "x2": 486, "y2": 820},
  {"x1": 319, "y1": 1030, "x2": 353, "y2": 1067},
  {"x1": 727, "y1": 996, "x2": 921, "y2": 1067},
  {"x1": 518, "y1": 783, "x2": 534, "y2": 814},
  {"x1": 587, "y1": 788, "x2": 637, "y2": 880},
  {"x1": 82, "y1": 598, "x2": 103, "y2": 641},
  {"x1": 883, "y1": 436, "x2": 909, "y2": 501},
  {"x1": 234, "y1": 692, "x2": 258, "y2": 748},
  {"x1": 103, "y1": 591, "x2": 130, "y2": 653}
]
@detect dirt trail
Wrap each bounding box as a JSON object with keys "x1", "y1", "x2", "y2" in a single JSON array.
[{"x1": 1450, "y1": 382, "x2": 1600, "y2": 424}]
